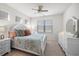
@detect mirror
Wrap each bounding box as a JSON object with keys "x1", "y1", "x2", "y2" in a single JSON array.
[{"x1": 66, "y1": 19, "x2": 75, "y2": 34}]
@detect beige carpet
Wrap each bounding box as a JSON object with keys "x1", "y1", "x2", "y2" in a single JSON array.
[
  {"x1": 5, "y1": 33, "x2": 65, "y2": 56},
  {"x1": 45, "y1": 38, "x2": 65, "y2": 56},
  {"x1": 44, "y1": 33, "x2": 65, "y2": 56}
]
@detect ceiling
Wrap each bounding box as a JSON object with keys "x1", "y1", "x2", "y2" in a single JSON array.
[{"x1": 7, "y1": 3, "x2": 71, "y2": 17}]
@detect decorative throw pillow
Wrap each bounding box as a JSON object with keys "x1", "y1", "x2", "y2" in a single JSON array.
[
  {"x1": 15, "y1": 30, "x2": 25, "y2": 36},
  {"x1": 24, "y1": 30, "x2": 31, "y2": 36},
  {"x1": 8, "y1": 32, "x2": 16, "y2": 38}
]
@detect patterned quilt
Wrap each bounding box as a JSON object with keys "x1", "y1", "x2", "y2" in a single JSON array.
[{"x1": 14, "y1": 33, "x2": 46, "y2": 55}]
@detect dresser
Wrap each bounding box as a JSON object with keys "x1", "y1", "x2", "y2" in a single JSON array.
[
  {"x1": 0, "y1": 38, "x2": 11, "y2": 56},
  {"x1": 58, "y1": 32, "x2": 79, "y2": 56}
]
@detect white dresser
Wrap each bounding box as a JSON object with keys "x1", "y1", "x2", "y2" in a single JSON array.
[
  {"x1": 0, "y1": 38, "x2": 11, "y2": 56},
  {"x1": 58, "y1": 32, "x2": 79, "y2": 56}
]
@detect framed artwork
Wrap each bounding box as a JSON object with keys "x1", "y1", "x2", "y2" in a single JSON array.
[
  {"x1": 25, "y1": 19, "x2": 28, "y2": 24},
  {"x1": 0, "y1": 10, "x2": 8, "y2": 20},
  {"x1": 15, "y1": 16, "x2": 21, "y2": 23}
]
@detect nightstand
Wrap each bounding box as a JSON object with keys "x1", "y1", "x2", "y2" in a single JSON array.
[{"x1": 0, "y1": 38, "x2": 11, "y2": 56}]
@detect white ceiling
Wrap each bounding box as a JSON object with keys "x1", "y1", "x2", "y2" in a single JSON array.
[{"x1": 7, "y1": 3, "x2": 71, "y2": 17}]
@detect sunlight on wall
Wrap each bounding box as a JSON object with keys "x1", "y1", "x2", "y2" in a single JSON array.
[
  {"x1": 0, "y1": 27, "x2": 5, "y2": 32},
  {"x1": 8, "y1": 15, "x2": 10, "y2": 21}
]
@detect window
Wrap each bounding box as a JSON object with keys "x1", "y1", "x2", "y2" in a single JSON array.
[{"x1": 37, "y1": 20, "x2": 53, "y2": 33}]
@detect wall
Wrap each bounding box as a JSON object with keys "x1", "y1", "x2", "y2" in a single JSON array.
[
  {"x1": 0, "y1": 3, "x2": 29, "y2": 38},
  {"x1": 31, "y1": 14, "x2": 64, "y2": 40},
  {"x1": 0, "y1": 3, "x2": 29, "y2": 26},
  {"x1": 64, "y1": 3, "x2": 79, "y2": 32}
]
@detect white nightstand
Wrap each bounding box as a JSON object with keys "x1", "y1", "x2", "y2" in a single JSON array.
[{"x1": 0, "y1": 38, "x2": 11, "y2": 56}]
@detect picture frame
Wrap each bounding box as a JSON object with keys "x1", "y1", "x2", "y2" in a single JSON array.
[
  {"x1": 25, "y1": 19, "x2": 28, "y2": 24},
  {"x1": 15, "y1": 16, "x2": 21, "y2": 23},
  {"x1": 0, "y1": 10, "x2": 8, "y2": 20}
]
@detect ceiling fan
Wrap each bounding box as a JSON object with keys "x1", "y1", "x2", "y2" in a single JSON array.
[{"x1": 32, "y1": 5, "x2": 48, "y2": 13}]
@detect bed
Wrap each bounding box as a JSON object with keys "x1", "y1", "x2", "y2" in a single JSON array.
[{"x1": 12, "y1": 32, "x2": 47, "y2": 55}]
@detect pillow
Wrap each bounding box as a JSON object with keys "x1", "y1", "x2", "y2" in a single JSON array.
[
  {"x1": 24, "y1": 30, "x2": 31, "y2": 36},
  {"x1": 15, "y1": 30, "x2": 25, "y2": 36},
  {"x1": 8, "y1": 32, "x2": 16, "y2": 38}
]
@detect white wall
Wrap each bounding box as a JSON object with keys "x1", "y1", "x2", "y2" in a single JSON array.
[
  {"x1": 0, "y1": 3, "x2": 29, "y2": 26},
  {"x1": 64, "y1": 3, "x2": 79, "y2": 32},
  {"x1": 31, "y1": 14, "x2": 64, "y2": 40},
  {"x1": 0, "y1": 3, "x2": 29, "y2": 38}
]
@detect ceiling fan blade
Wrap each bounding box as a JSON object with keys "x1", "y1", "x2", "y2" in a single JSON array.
[{"x1": 41, "y1": 10, "x2": 48, "y2": 12}]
